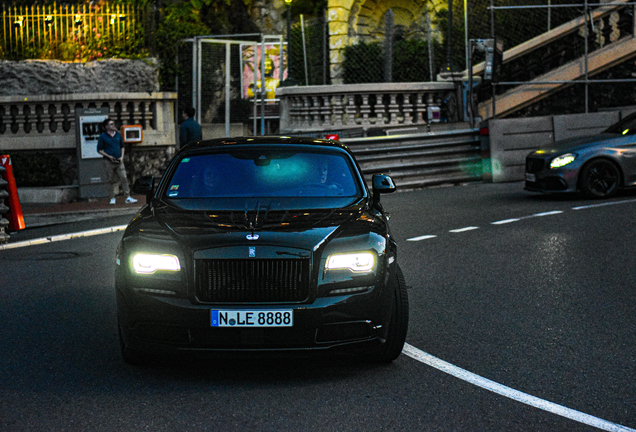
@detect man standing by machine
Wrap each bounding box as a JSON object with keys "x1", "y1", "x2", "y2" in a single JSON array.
[{"x1": 97, "y1": 118, "x2": 137, "y2": 205}]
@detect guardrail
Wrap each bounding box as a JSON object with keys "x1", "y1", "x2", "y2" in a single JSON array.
[{"x1": 341, "y1": 128, "x2": 484, "y2": 190}]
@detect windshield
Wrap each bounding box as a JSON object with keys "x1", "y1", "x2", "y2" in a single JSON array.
[
  {"x1": 164, "y1": 147, "x2": 362, "y2": 202},
  {"x1": 604, "y1": 111, "x2": 636, "y2": 135}
]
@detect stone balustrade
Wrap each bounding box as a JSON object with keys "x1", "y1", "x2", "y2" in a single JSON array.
[
  {"x1": 277, "y1": 82, "x2": 457, "y2": 135},
  {"x1": 0, "y1": 92, "x2": 177, "y2": 151}
]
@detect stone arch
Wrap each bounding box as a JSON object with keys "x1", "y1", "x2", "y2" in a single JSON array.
[
  {"x1": 328, "y1": 0, "x2": 446, "y2": 83},
  {"x1": 355, "y1": 0, "x2": 428, "y2": 40}
]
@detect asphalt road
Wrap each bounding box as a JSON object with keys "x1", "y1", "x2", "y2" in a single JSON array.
[{"x1": 1, "y1": 182, "x2": 635, "y2": 431}]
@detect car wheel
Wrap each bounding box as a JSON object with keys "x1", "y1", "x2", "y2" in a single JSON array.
[
  {"x1": 370, "y1": 265, "x2": 409, "y2": 363},
  {"x1": 579, "y1": 159, "x2": 621, "y2": 198},
  {"x1": 118, "y1": 320, "x2": 148, "y2": 366}
]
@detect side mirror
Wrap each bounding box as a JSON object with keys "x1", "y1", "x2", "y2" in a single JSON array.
[
  {"x1": 132, "y1": 176, "x2": 155, "y2": 204},
  {"x1": 372, "y1": 174, "x2": 396, "y2": 203}
]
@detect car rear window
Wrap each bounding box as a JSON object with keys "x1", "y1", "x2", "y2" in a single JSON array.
[{"x1": 164, "y1": 148, "x2": 362, "y2": 199}]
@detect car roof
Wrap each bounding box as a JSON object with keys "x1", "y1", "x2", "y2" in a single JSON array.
[{"x1": 179, "y1": 136, "x2": 351, "y2": 154}]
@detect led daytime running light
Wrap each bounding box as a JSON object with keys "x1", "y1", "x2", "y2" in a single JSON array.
[
  {"x1": 326, "y1": 252, "x2": 375, "y2": 272},
  {"x1": 132, "y1": 253, "x2": 180, "y2": 274},
  {"x1": 550, "y1": 153, "x2": 577, "y2": 169}
]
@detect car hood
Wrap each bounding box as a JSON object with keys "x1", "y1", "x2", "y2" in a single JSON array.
[
  {"x1": 529, "y1": 133, "x2": 620, "y2": 156},
  {"x1": 129, "y1": 204, "x2": 381, "y2": 253}
]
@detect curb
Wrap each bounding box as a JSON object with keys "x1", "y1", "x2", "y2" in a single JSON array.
[{"x1": 24, "y1": 206, "x2": 141, "y2": 228}]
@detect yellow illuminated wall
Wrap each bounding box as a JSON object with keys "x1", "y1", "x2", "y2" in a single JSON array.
[{"x1": 328, "y1": 0, "x2": 447, "y2": 83}]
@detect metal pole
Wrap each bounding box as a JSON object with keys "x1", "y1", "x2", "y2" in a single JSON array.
[
  {"x1": 253, "y1": 42, "x2": 258, "y2": 135},
  {"x1": 286, "y1": 3, "x2": 293, "y2": 82},
  {"x1": 192, "y1": 37, "x2": 197, "y2": 116},
  {"x1": 323, "y1": 7, "x2": 327, "y2": 85},
  {"x1": 584, "y1": 0, "x2": 589, "y2": 113},
  {"x1": 197, "y1": 39, "x2": 202, "y2": 125},
  {"x1": 468, "y1": 41, "x2": 474, "y2": 128},
  {"x1": 384, "y1": 9, "x2": 393, "y2": 83},
  {"x1": 464, "y1": 0, "x2": 469, "y2": 71},
  {"x1": 301, "y1": 14, "x2": 308, "y2": 85},
  {"x1": 260, "y1": 39, "x2": 265, "y2": 135},
  {"x1": 225, "y1": 42, "x2": 231, "y2": 137},
  {"x1": 426, "y1": 7, "x2": 434, "y2": 82},
  {"x1": 176, "y1": 47, "x2": 180, "y2": 148},
  {"x1": 446, "y1": 0, "x2": 452, "y2": 71},
  {"x1": 491, "y1": 0, "x2": 496, "y2": 119}
]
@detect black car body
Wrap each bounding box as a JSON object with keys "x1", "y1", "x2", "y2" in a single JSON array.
[
  {"x1": 116, "y1": 137, "x2": 408, "y2": 364},
  {"x1": 525, "y1": 111, "x2": 636, "y2": 198}
]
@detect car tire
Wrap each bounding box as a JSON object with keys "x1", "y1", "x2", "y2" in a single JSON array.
[
  {"x1": 370, "y1": 265, "x2": 409, "y2": 363},
  {"x1": 118, "y1": 320, "x2": 148, "y2": 366},
  {"x1": 579, "y1": 158, "x2": 621, "y2": 199}
]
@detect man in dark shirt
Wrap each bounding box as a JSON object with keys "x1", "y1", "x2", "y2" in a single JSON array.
[
  {"x1": 97, "y1": 118, "x2": 137, "y2": 205},
  {"x1": 179, "y1": 107, "x2": 202, "y2": 147}
]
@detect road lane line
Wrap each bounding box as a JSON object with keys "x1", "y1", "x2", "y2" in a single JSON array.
[
  {"x1": 402, "y1": 344, "x2": 635, "y2": 432},
  {"x1": 533, "y1": 210, "x2": 563, "y2": 217},
  {"x1": 407, "y1": 235, "x2": 437, "y2": 241},
  {"x1": 0, "y1": 225, "x2": 128, "y2": 251},
  {"x1": 491, "y1": 218, "x2": 521, "y2": 225},
  {"x1": 573, "y1": 199, "x2": 636, "y2": 210},
  {"x1": 449, "y1": 226, "x2": 479, "y2": 233}
]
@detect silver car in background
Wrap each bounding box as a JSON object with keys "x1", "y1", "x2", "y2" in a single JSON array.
[{"x1": 525, "y1": 111, "x2": 636, "y2": 198}]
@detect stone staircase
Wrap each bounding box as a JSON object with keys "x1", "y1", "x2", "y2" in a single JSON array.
[{"x1": 474, "y1": 0, "x2": 636, "y2": 118}]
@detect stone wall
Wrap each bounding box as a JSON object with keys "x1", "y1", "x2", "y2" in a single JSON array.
[
  {"x1": 0, "y1": 58, "x2": 159, "y2": 96},
  {"x1": 250, "y1": 0, "x2": 288, "y2": 35},
  {"x1": 1, "y1": 58, "x2": 174, "y2": 200}
]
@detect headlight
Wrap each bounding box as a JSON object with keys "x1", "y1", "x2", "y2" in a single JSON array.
[
  {"x1": 326, "y1": 252, "x2": 375, "y2": 273},
  {"x1": 550, "y1": 153, "x2": 577, "y2": 169},
  {"x1": 132, "y1": 253, "x2": 181, "y2": 274}
]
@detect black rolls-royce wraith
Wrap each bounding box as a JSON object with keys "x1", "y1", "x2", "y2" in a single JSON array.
[{"x1": 116, "y1": 136, "x2": 408, "y2": 365}]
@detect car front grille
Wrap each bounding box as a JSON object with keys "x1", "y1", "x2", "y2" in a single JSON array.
[
  {"x1": 526, "y1": 157, "x2": 545, "y2": 173},
  {"x1": 195, "y1": 259, "x2": 310, "y2": 303}
]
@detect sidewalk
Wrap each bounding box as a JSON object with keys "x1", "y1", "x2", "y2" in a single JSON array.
[{"x1": 20, "y1": 194, "x2": 146, "y2": 228}]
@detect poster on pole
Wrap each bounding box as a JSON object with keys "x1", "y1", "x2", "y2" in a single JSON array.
[{"x1": 241, "y1": 43, "x2": 287, "y2": 101}]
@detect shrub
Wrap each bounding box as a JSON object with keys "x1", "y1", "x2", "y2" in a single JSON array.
[{"x1": 11, "y1": 153, "x2": 64, "y2": 187}]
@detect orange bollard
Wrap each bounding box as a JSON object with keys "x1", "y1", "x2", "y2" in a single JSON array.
[{"x1": 0, "y1": 155, "x2": 25, "y2": 231}]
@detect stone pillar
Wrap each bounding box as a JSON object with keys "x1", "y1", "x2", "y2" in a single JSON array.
[{"x1": 328, "y1": 0, "x2": 355, "y2": 85}]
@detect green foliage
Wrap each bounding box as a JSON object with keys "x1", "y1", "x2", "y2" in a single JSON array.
[
  {"x1": 342, "y1": 38, "x2": 445, "y2": 84},
  {"x1": 392, "y1": 38, "x2": 444, "y2": 82},
  {"x1": 155, "y1": 0, "x2": 211, "y2": 90},
  {"x1": 11, "y1": 152, "x2": 64, "y2": 187},
  {"x1": 342, "y1": 41, "x2": 383, "y2": 84},
  {"x1": 288, "y1": 0, "x2": 327, "y2": 18},
  {"x1": 155, "y1": 0, "x2": 260, "y2": 90}
]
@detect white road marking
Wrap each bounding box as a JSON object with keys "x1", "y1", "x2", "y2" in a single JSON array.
[
  {"x1": 0, "y1": 225, "x2": 128, "y2": 251},
  {"x1": 407, "y1": 235, "x2": 437, "y2": 241},
  {"x1": 573, "y1": 198, "x2": 636, "y2": 210},
  {"x1": 449, "y1": 226, "x2": 479, "y2": 233},
  {"x1": 491, "y1": 218, "x2": 521, "y2": 225},
  {"x1": 402, "y1": 343, "x2": 636, "y2": 432},
  {"x1": 533, "y1": 210, "x2": 563, "y2": 217}
]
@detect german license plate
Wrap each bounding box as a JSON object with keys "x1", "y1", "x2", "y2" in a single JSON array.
[
  {"x1": 210, "y1": 310, "x2": 293, "y2": 327},
  {"x1": 525, "y1": 173, "x2": 536, "y2": 182}
]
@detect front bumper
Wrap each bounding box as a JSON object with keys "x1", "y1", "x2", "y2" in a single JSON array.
[
  {"x1": 116, "y1": 283, "x2": 392, "y2": 356},
  {"x1": 524, "y1": 159, "x2": 579, "y2": 193}
]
